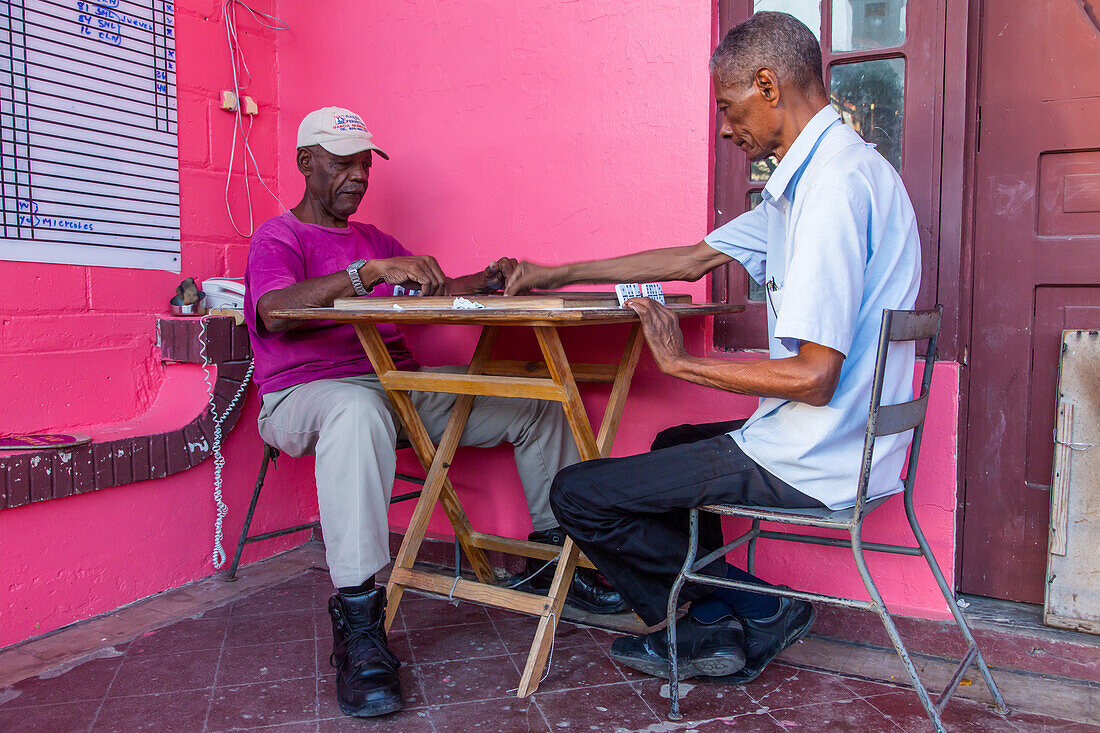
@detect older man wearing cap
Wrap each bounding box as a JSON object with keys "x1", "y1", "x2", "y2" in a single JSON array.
[{"x1": 243, "y1": 107, "x2": 624, "y2": 718}]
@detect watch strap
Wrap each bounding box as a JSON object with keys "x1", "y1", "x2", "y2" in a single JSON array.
[{"x1": 347, "y1": 259, "x2": 369, "y2": 296}]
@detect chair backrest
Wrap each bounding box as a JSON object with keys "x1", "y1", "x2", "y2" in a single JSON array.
[{"x1": 853, "y1": 306, "x2": 943, "y2": 519}]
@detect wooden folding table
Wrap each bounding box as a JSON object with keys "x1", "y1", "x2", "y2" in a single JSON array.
[{"x1": 270, "y1": 298, "x2": 743, "y2": 695}]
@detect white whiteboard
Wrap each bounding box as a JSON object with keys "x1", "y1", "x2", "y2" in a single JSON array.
[{"x1": 0, "y1": 0, "x2": 180, "y2": 272}]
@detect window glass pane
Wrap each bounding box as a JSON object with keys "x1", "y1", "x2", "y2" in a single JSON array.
[
  {"x1": 750, "y1": 156, "x2": 778, "y2": 182},
  {"x1": 746, "y1": 192, "x2": 767, "y2": 301},
  {"x1": 753, "y1": 0, "x2": 821, "y2": 40},
  {"x1": 831, "y1": 0, "x2": 906, "y2": 51},
  {"x1": 829, "y1": 58, "x2": 904, "y2": 170}
]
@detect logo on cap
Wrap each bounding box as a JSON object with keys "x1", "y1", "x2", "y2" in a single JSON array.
[{"x1": 332, "y1": 113, "x2": 368, "y2": 133}]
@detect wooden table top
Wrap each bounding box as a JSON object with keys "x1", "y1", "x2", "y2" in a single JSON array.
[{"x1": 269, "y1": 302, "x2": 745, "y2": 327}]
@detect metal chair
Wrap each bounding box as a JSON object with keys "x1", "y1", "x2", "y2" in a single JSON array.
[
  {"x1": 666, "y1": 306, "x2": 1007, "y2": 732},
  {"x1": 226, "y1": 439, "x2": 426, "y2": 581}
]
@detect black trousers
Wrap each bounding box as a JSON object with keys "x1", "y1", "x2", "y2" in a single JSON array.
[{"x1": 549, "y1": 420, "x2": 824, "y2": 626}]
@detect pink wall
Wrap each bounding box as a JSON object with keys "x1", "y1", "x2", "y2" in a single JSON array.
[
  {"x1": 0, "y1": 0, "x2": 316, "y2": 649},
  {"x1": 1, "y1": 0, "x2": 960, "y2": 649},
  {"x1": 276, "y1": 0, "x2": 959, "y2": 620}
]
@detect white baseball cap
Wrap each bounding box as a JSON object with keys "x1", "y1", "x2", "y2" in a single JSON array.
[{"x1": 296, "y1": 106, "x2": 389, "y2": 159}]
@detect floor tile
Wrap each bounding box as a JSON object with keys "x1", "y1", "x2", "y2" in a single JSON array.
[
  {"x1": 586, "y1": 626, "x2": 631, "y2": 657},
  {"x1": 398, "y1": 597, "x2": 492, "y2": 630},
  {"x1": 536, "y1": 681, "x2": 661, "y2": 731},
  {"x1": 227, "y1": 611, "x2": 315, "y2": 647},
  {"x1": 687, "y1": 712, "x2": 790, "y2": 732},
  {"x1": 92, "y1": 689, "x2": 213, "y2": 733},
  {"x1": 0, "y1": 654, "x2": 122, "y2": 708},
  {"x1": 491, "y1": 617, "x2": 594, "y2": 655},
  {"x1": 217, "y1": 640, "x2": 317, "y2": 687},
  {"x1": 196, "y1": 602, "x2": 234, "y2": 619},
  {"x1": 428, "y1": 696, "x2": 551, "y2": 732},
  {"x1": 2, "y1": 543, "x2": 1083, "y2": 733},
  {"x1": 511, "y1": 643, "x2": 627, "y2": 693},
  {"x1": 126, "y1": 617, "x2": 229, "y2": 656},
  {"x1": 826, "y1": 672, "x2": 909, "y2": 699},
  {"x1": 405, "y1": 621, "x2": 506, "y2": 663},
  {"x1": 864, "y1": 689, "x2": 1084, "y2": 732},
  {"x1": 0, "y1": 699, "x2": 100, "y2": 733},
  {"x1": 318, "y1": 708, "x2": 433, "y2": 731},
  {"x1": 632, "y1": 676, "x2": 766, "y2": 722},
  {"x1": 24, "y1": 615, "x2": 158, "y2": 666},
  {"x1": 231, "y1": 581, "x2": 318, "y2": 617},
  {"x1": 110, "y1": 648, "x2": 219, "y2": 696},
  {"x1": 414, "y1": 654, "x2": 521, "y2": 705},
  {"x1": 226, "y1": 722, "x2": 318, "y2": 733},
  {"x1": 767, "y1": 696, "x2": 900, "y2": 732},
  {"x1": 740, "y1": 662, "x2": 861, "y2": 710},
  {"x1": 206, "y1": 678, "x2": 318, "y2": 731},
  {"x1": 0, "y1": 648, "x2": 53, "y2": 689}
]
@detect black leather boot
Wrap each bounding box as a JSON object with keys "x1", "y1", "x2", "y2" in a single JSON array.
[
  {"x1": 609, "y1": 614, "x2": 746, "y2": 679},
  {"x1": 328, "y1": 587, "x2": 403, "y2": 717},
  {"x1": 523, "y1": 528, "x2": 628, "y2": 614}
]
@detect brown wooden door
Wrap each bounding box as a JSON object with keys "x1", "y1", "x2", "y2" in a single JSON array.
[{"x1": 962, "y1": 2, "x2": 1100, "y2": 602}]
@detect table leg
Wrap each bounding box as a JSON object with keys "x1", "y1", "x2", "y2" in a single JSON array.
[
  {"x1": 595, "y1": 322, "x2": 643, "y2": 457},
  {"x1": 354, "y1": 324, "x2": 498, "y2": 630},
  {"x1": 534, "y1": 326, "x2": 600, "y2": 461},
  {"x1": 515, "y1": 326, "x2": 605, "y2": 696}
]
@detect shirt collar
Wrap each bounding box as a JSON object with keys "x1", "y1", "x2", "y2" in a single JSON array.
[{"x1": 761, "y1": 105, "x2": 842, "y2": 205}]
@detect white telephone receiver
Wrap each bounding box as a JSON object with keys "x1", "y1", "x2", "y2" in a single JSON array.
[{"x1": 202, "y1": 277, "x2": 246, "y2": 310}]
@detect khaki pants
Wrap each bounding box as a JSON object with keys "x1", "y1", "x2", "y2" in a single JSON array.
[{"x1": 257, "y1": 370, "x2": 580, "y2": 588}]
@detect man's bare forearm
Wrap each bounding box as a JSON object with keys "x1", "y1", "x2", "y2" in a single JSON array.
[
  {"x1": 505, "y1": 242, "x2": 732, "y2": 294},
  {"x1": 623, "y1": 297, "x2": 844, "y2": 407},
  {"x1": 662, "y1": 351, "x2": 842, "y2": 407},
  {"x1": 257, "y1": 271, "x2": 357, "y2": 332}
]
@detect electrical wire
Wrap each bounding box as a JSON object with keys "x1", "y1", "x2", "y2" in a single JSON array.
[
  {"x1": 199, "y1": 315, "x2": 255, "y2": 569},
  {"x1": 223, "y1": 0, "x2": 288, "y2": 237}
]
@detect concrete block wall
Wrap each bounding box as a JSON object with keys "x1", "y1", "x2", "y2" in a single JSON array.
[{"x1": 0, "y1": 0, "x2": 317, "y2": 650}]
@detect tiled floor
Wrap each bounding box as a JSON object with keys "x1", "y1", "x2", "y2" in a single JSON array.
[{"x1": 1, "y1": 568, "x2": 1094, "y2": 733}]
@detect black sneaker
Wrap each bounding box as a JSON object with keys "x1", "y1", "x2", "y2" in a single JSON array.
[
  {"x1": 608, "y1": 614, "x2": 746, "y2": 679},
  {"x1": 707, "y1": 595, "x2": 816, "y2": 685},
  {"x1": 518, "y1": 528, "x2": 628, "y2": 614},
  {"x1": 328, "y1": 588, "x2": 403, "y2": 717}
]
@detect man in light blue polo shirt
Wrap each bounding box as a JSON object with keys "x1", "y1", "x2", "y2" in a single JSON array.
[{"x1": 504, "y1": 11, "x2": 920, "y2": 685}]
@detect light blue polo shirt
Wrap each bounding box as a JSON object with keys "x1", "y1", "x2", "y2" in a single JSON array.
[{"x1": 705, "y1": 106, "x2": 921, "y2": 510}]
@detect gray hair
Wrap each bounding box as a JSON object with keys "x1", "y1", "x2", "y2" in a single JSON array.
[{"x1": 709, "y1": 11, "x2": 825, "y2": 94}]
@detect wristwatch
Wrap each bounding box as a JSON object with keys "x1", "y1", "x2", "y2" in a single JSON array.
[{"x1": 346, "y1": 259, "x2": 369, "y2": 296}]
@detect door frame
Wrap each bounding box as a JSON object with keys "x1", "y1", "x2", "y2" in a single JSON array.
[
  {"x1": 943, "y1": 0, "x2": 983, "y2": 590},
  {"x1": 706, "y1": 0, "x2": 989, "y2": 593}
]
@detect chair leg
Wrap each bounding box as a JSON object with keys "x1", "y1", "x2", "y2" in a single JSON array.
[
  {"x1": 226, "y1": 445, "x2": 274, "y2": 582},
  {"x1": 667, "y1": 508, "x2": 702, "y2": 721},
  {"x1": 903, "y1": 494, "x2": 1008, "y2": 714},
  {"x1": 851, "y1": 530, "x2": 947, "y2": 733},
  {"x1": 747, "y1": 518, "x2": 761, "y2": 575}
]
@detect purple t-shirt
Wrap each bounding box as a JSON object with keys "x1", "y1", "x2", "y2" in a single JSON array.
[{"x1": 244, "y1": 212, "x2": 420, "y2": 398}]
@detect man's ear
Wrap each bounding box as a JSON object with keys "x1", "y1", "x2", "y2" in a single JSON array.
[
  {"x1": 754, "y1": 67, "x2": 781, "y2": 107},
  {"x1": 296, "y1": 147, "x2": 312, "y2": 176}
]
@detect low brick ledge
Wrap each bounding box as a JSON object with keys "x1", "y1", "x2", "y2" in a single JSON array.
[{"x1": 0, "y1": 316, "x2": 252, "y2": 510}]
